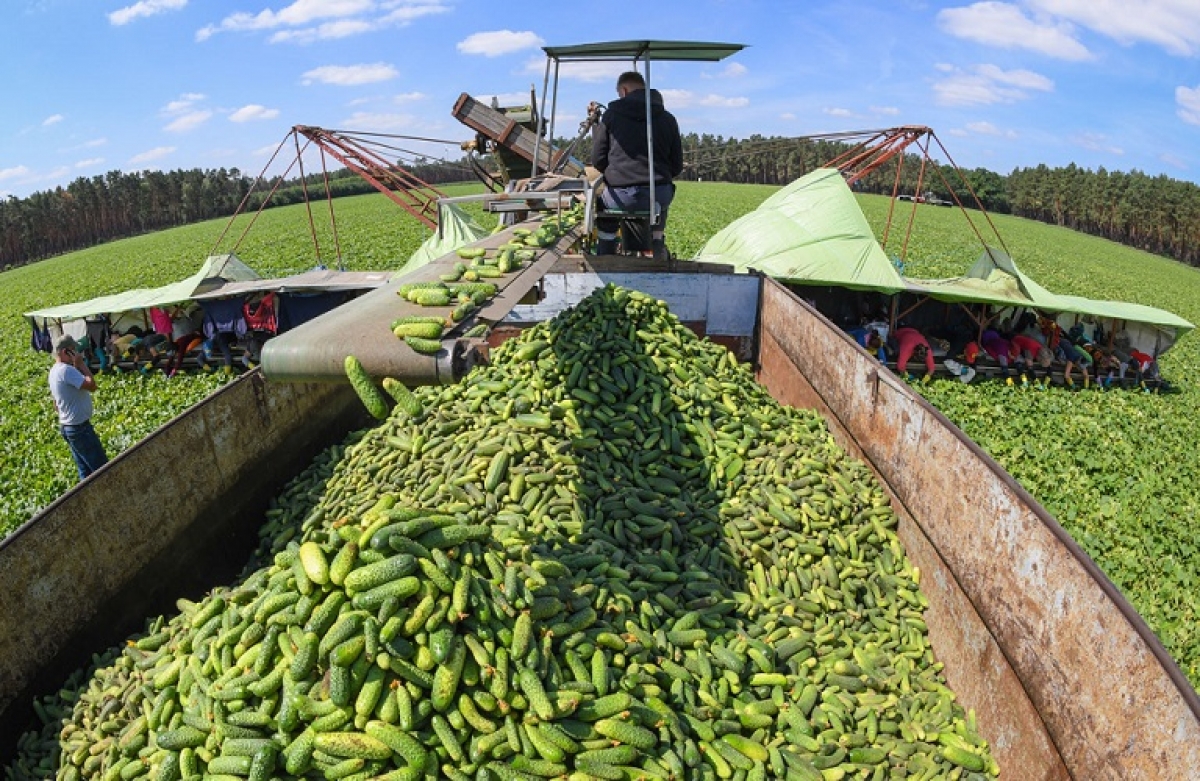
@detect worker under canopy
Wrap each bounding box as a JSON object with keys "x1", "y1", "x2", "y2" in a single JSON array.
[{"x1": 692, "y1": 171, "x2": 1193, "y2": 357}]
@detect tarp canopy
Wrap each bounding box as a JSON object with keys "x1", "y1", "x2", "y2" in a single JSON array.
[
  {"x1": 1050, "y1": 295, "x2": 1193, "y2": 331},
  {"x1": 904, "y1": 247, "x2": 1067, "y2": 309},
  {"x1": 907, "y1": 247, "x2": 1192, "y2": 333},
  {"x1": 691, "y1": 168, "x2": 907, "y2": 293},
  {"x1": 963, "y1": 247, "x2": 1068, "y2": 310},
  {"x1": 191, "y1": 269, "x2": 392, "y2": 300},
  {"x1": 401, "y1": 203, "x2": 490, "y2": 276},
  {"x1": 26, "y1": 254, "x2": 259, "y2": 320}
]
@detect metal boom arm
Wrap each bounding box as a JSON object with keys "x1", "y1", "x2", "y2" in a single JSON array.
[{"x1": 293, "y1": 125, "x2": 445, "y2": 230}]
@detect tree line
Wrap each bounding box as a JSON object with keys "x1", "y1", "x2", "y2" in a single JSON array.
[
  {"x1": 676, "y1": 134, "x2": 1200, "y2": 267},
  {"x1": 3, "y1": 133, "x2": 1200, "y2": 271}
]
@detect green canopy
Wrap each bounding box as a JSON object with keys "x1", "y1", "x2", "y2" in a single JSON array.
[
  {"x1": 26, "y1": 254, "x2": 259, "y2": 321},
  {"x1": 904, "y1": 246, "x2": 1064, "y2": 308},
  {"x1": 542, "y1": 40, "x2": 745, "y2": 62},
  {"x1": 1049, "y1": 295, "x2": 1193, "y2": 332},
  {"x1": 401, "y1": 203, "x2": 490, "y2": 276},
  {"x1": 691, "y1": 168, "x2": 907, "y2": 293},
  {"x1": 906, "y1": 246, "x2": 1192, "y2": 333}
]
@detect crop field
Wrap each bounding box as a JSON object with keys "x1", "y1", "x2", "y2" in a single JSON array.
[{"x1": 3, "y1": 179, "x2": 1200, "y2": 688}]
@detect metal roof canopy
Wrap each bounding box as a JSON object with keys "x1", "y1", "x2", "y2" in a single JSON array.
[
  {"x1": 541, "y1": 40, "x2": 746, "y2": 62},
  {"x1": 533, "y1": 40, "x2": 745, "y2": 235}
]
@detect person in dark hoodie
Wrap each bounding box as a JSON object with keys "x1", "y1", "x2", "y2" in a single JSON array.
[{"x1": 591, "y1": 70, "x2": 683, "y2": 260}]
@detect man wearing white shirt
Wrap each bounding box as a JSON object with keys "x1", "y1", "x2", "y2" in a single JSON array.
[{"x1": 48, "y1": 335, "x2": 108, "y2": 480}]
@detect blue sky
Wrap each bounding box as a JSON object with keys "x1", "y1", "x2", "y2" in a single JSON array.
[{"x1": 4, "y1": 0, "x2": 1200, "y2": 199}]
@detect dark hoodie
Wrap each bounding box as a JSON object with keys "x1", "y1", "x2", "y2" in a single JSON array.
[{"x1": 592, "y1": 88, "x2": 683, "y2": 188}]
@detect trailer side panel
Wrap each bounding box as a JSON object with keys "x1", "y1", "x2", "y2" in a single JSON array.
[{"x1": 755, "y1": 278, "x2": 1200, "y2": 779}]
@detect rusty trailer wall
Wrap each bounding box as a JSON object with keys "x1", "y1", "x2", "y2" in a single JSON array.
[
  {"x1": 0, "y1": 372, "x2": 368, "y2": 750},
  {"x1": 755, "y1": 278, "x2": 1200, "y2": 779}
]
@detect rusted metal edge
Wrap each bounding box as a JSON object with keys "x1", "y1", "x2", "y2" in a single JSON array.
[
  {"x1": 0, "y1": 369, "x2": 251, "y2": 555},
  {"x1": 799, "y1": 285, "x2": 1200, "y2": 723}
]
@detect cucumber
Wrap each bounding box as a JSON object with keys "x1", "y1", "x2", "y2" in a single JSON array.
[
  {"x1": 344, "y1": 355, "x2": 388, "y2": 419},
  {"x1": 313, "y1": 732, "x2": 393, "y2": 761}
]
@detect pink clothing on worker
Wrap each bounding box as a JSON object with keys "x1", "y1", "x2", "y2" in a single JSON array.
[
  {"x1": 149, "y1": 307, "x2": 174, "y2": 336},
  {"x1": 893, "y1": 328, "x2": 934, "y2": 374}
]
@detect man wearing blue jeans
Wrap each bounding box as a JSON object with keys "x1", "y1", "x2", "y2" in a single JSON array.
[
  {"x1": 49, "y1": 335, "x2": 108, "y2": 480},
  {"x1": 591, "y1": 70, "x2": 683, "y2": 260}
]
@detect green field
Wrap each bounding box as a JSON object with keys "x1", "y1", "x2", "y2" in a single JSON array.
[{"x1": 3, "y1": 179, "x2": 1199, "y2": 686}]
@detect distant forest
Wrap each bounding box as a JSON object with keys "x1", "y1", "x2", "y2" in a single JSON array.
[{"x1": 3, "y1": 132, "x2": 1200, "y2": 270}]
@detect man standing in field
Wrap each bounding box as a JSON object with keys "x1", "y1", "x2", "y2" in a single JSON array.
[
  {"x1": 591, "y1": 70, "x2": 683, "y2": 260},
  {"x1": 49, "y1": 335, "x2": 108, "y2": 480}
]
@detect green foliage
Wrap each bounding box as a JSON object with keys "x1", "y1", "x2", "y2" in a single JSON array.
[
  {"x1": 859, "y1": 193, "x2": 1200, "y2": 686},
  {"x1": 0, "y1": 185, "x2": 490, "y2": 536}
]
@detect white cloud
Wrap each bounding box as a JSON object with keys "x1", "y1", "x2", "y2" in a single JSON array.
[
  {"x1": 393, "y1": 91, "x2": 425, "y2": 103},
  {"x1": 0, "y1": 165, "x2": 33, "y2": 182},
  {"x1": 965, "y1": 120, "x2": 1018, "y2": 138},
  {"x1": 229, "y1": 104, "x2": 281, "y2": 122},
  {"x1": 975, "y1": 63, "x2": 1054, "y2": 91},
  {"x1": 824, "y1": 107, "x2": 856, "y2": 118},
  {"x1": 1029, "y1": 0, "x2": 1200, "y2": 57},
  {"x1": 162, "y1": 93, "x2": 206, "y2": 114},
  {"x1": 457, "y1": 29, "x2": 544, "y2": 56},
  {"x1": 129, "y1": 146, "x2": 175, "y2": 164},
  {"x1": 699, "y1": 94, "x2": 749, "y2": 108},
  {"x1": 42, "y1": 114, "x2": 64, "y2": 127},
  {"x1": 43, "y1": 166, "x2": 71, "y2": 184},
  {"x1": 871, "y1": 106, "x2": 901, "y2": 116},
  {"x1": 719, "y1": 62, "x2": 747, "y2": 78},
  {"x1": 302, "y1": 63, "x2": 398, "y2": 86},
  {"x1": 75, "y1": 158, "x2": 105, "y2": 168},
  {"x1": 937, "y1": 2, "x2": 1092, "y2": 60},
  {"x1": 380, "y1": 2, "x2": 450, "y2": 25},
  {"x1": 159, "y1": 93, "x2": 212, "y2": 131},
  {"x1": 271, "y1": 19, "x2": 372, "y2": 43},
  {"x1": 203, "y1": 0, "x2": 372, "y2": 34},
  {"x1": 657, "y1": 90, "x2": 748, "y2": 110},
  {"x1": 522, "y1": 56, "x2": 625, "y2": 83},
  {"x1": 1176, "y1": 84, "x2": 1200, "y2": 125},
  {"x1": 165, "y1": 110, "x2": 213, "y2": 132},
  {"x1": 1159, "y1": 151, "x2": 1187, "y2": 169},
  {"x1": 1072, "y1": 132, "x2": 1124, "y2": 155},
  {"x1": 933, "y1": 63, "x2": 1054, "y2": 105},
  {"x1": 780, "y1": 112, "x2": 797, "y2": 121},
  {"x1": 338, "y1": 111, "x2": 417, "y2": 132},
  {"x1": 109, "y1": 0, "x2": 186, "y2": 26},
  {"x1": 659, "y1": 89, "x2": 693, "y2": 107},
  {"x1": 198, "y1": 0, "x2": 449, "y2": 43}
]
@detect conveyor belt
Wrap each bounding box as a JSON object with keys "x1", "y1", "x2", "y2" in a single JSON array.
[{"x1": 261, "y1": 218, "x2": 581, "y2": 385}]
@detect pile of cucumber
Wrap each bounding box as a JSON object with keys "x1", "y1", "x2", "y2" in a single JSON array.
[{"x1": 7, "y1": 285, "x2": 997, "y2": 780}]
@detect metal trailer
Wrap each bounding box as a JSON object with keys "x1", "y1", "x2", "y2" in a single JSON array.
[{"x1": 2, "y1": 242, "x2": 1199, "y2": 777}]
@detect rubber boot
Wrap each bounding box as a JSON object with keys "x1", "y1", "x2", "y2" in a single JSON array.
[
  {"x1": 652, "y1": 239, "x2": 669, "y2": 261},
  {"x1": 594, "y1": 238, "x2": 617, "y2": 256}
]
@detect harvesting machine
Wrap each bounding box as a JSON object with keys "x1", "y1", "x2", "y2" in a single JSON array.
[{"x1": 2, "y1": 40, "x2": 1199, "y2": 780}]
